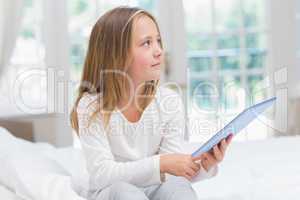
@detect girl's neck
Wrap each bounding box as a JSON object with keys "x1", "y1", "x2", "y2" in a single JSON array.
[{"x1": 117, "y1": 82, "x2": 146, "y2": 112}]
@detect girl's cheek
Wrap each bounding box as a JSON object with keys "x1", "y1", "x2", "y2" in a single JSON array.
[
  {"x1": 130, "y1": 58, "x2": 146, "y2": 74},
  {"x1": 134, "y1": 51, "x2": 152, "y2": 68}
]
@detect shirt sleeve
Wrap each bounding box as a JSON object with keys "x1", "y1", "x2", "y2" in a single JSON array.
[
  {"x1": 157, "y1": 90, "x2": 218, "y2": 182},
  {"x1": 77, "y1": 96, "x2": 162, "y2": 193}
]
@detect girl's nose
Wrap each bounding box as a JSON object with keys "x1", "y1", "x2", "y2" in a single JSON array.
[{"x1": 154, "y1": 45, "x2": 162, "y2": 58}]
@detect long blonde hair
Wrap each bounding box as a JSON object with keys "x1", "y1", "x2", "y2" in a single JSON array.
[{"x1": 70, "y1": 6, "x2": 163, "y2": 134}]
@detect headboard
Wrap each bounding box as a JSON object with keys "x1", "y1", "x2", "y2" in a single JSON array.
[
  {"x1": 0, "y1": 113, "x2": 73, "y2": 146},
  {"x1": 0, "y1": 119, "x2": 34, "y2": 141}
]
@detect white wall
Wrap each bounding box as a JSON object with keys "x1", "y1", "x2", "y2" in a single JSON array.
[{"x1": 266, "y1": 0, "x2": 300, "y2": 135}]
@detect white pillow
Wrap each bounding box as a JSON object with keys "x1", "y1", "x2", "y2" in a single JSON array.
[
  {"x1": 0, "y1": 126, "x2": 89, "y2": 199},
  {"x1": 0, "y1": 127, "x2": 19, "y2": 156},
  {"x1": 2, "y1": 151, "x2": 86, "y2": 200},
  {"x1": 0, "y1": 126, "x2": 43, "y2": 158},
  {"x1": 39, "y1": 147, "x2": 90, "y2": 198},
  {"x1": 0, "y1": 126, "x2": 59, "y2": 188},
  {"x1": 0, "y1": 127, "x2": 26, "y2": 188}
]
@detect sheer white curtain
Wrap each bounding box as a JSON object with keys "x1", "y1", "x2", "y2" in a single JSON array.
[
  {"x1": 0, "y1": 0, "x2": 24, "y2": 118},
  {"x1": 0, "y1": 0, "x2": 24, "y2": 76}
]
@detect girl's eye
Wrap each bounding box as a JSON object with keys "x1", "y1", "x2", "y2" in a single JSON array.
[{"x1": 143, "y1": 40, "x2": 151, "y2": 47}]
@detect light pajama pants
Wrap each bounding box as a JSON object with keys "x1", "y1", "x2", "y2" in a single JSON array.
[{"x1": 91, "y1": 175, "x2": 198, "y2": 200}]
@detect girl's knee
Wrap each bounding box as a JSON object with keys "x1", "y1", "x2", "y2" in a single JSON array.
[
  {"x1": 165, "y1": 175, "x2": 192, "y2": 187},
  {"x1": 156, "y1": 176, "x2": 197, "y2": 200},
  {"x1": 109, "y1": 181, "x2": 148, "y2": 200}
]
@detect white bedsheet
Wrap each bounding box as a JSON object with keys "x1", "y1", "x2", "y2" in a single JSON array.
[
  {"x1": 0, "y1": 184, "x2": 22, "y2": 200},
  {"x1": 1, "y1": 126, "x2": 300, "y2": 200},
  {"x1": 186, "y1": 137, "x2": 300, "y2": 200}
]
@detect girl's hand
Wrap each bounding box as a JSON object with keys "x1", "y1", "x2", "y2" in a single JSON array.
[
  {"x1": 160, "y1": 153, "x2": 202, "y2": 181},
  {"x1": 195, "y1": 134, "x2": 234, "y2": 172}
]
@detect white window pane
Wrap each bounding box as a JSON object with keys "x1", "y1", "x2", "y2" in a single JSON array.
[
  {"x1": 189, "y1": 79, "x2": 219, "y2": 112},
  {"x1": 218, "y1": 51, "x2": 240, "y2": 70},
  {"x1": 247, "y1": 75, "x2": 267, "y2": 103},
  {"x1": 246, "y1": 49, "x2": 266, "y2": 69},
  {"x1": 215, "y1": 0, "x2": 241, "y2": 32},
  {"x1": 243, "y1": 0, "x2": 266, "y2": 29},
  {"x1": 217, "y1": 32, "x2": 240, "y2": 49},
  {"x1": 245, "y1": 32, "x2": 267, "y2": 49},
  {"x1": 187, "y1": 33, "x2": 214, "y2": 51},
  {"x1": 183, "y1": 0, "x2": 212, "y2": 33},
  {"x1": 188, "y1": 54, "x2": 213, "y2": 72},
  {"x1": 218, "y1": 75, "x2": 242, "y2": 111}
]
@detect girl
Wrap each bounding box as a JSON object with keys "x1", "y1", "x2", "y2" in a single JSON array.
[{"x1": 70, "y1": 6, "x2": 232, "y2": 200}]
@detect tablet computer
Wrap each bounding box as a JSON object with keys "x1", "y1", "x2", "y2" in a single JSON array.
[{"x1": 191, "y1": 97, "x2": 276, "y2": 157}]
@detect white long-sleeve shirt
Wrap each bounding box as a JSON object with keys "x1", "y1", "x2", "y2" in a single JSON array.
[{"x1": 77, "y1": 86, "x2": 217, "y2": 196}]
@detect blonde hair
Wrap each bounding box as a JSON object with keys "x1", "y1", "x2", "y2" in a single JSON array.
[{"x1": 70, "y1": 6, "x2": 163, "y2": 134}]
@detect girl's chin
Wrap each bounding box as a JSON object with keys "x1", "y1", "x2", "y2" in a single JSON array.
[{"x1": 151, "y1": 71, "x2": 161, "y2": 79}]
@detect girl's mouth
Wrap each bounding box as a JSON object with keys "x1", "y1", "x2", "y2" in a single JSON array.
[{"x1": 151, "y1": 63, "x2": 161, "y2": 67}]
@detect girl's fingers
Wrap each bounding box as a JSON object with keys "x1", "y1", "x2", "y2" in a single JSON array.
[
  {"x1": 184, "y1": 173, "x2": 192, "y2": 181},
  {"x1": 190, "y1": 161, "x2": 201, "y2": 172},
  {"x1": 213, "y1": 145, "x2": 223, "y2": 162},
  {"x1": 186, "y1": 167, "x2": 196, "y2": 178},
  {"x1": 226, "y1": 134, "x2": 234, "y2": 144},
  {"x1": 201, "y1": 153, "x2": 217, "y2": 171},
  {"x1": 201, "y1": 158, "x2": 210, "y2": 171},
  {"x1": 191, "y1": 155, "x2": 202, "y2": 162},
  {"x1": 220, "y1": 134, "x2": 233, "y2": 153},
  {"x1": 220, "y1": 139, "x2": 227, "y2": 153}
]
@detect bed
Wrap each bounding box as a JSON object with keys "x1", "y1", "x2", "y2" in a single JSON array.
[{"x1": 0, "y1": 126, "x2": 299, "y2": 200}]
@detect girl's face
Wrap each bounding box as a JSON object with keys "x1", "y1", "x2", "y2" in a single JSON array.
[{"x1": 128, "y1": 15, "x2": 163, "y2": 85}]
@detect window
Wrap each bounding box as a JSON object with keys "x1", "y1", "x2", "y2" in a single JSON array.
[{"x1": 184, "y1": 0, "x2": 269, "y2": 142}]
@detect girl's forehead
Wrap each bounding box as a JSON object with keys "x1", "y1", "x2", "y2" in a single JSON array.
[{"x1": 131, "y1": 15, "x2": 160, "y2": 40}]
